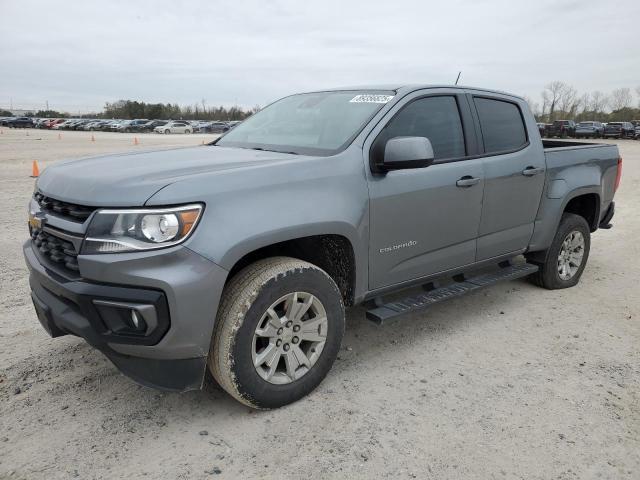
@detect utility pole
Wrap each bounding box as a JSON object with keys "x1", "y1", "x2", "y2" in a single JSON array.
[{"x1": 46, "y1": 100, "x2": 49, "y2": 111}]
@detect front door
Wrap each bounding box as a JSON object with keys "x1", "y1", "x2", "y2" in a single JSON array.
[{"x1": 367, "y1": 93, "x2": 484, "y2": 290}]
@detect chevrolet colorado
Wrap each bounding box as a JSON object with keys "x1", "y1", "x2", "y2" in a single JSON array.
[{"x1": 24, "y1": 85, "x2": 621, "y2": 408}]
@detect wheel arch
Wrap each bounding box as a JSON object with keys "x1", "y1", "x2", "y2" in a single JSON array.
[
  {"x1": 527, "y1": 187, "x2": 600, "y2": 263},
  {"x1": 224, "y1": 232, "x2": 358, "y2": 307},
  {"x1": 563, "y1": 191, "x2": 600, "y2": 232}
]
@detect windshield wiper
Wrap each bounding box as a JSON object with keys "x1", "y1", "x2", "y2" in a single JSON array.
[{"x1": 250, "y1": 147, "x2": 299, "y2": 155}]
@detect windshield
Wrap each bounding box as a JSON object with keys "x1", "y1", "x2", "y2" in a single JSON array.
[{"x1": 216, "y1": 90, "x2": 395, "y2": 155}]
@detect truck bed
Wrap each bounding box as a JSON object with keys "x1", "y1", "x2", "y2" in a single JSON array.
[
  {"x1": 542, "y1": 139, "x2": 610, "y2": 150},
  {"x1": 542, "y1": 139, "x2": 619, "y2": 166}
]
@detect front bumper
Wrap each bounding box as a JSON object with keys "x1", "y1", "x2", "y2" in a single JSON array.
[{"x1": 24, "y1": 240, "x2": 228, "y2": 392}]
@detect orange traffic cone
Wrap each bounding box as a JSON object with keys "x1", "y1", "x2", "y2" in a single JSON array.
[
  {"x1": 31, "y1": 160, "x2": 40, "y2": 178},
  {"x1": 91, "y1": 134, "x2": 95, "y2": 142},
  {"x1": 133, "y1": 137, "x2": 139, "y2": 145}
]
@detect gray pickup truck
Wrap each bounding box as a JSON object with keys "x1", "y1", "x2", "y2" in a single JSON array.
[{"x1": 24, "y1": 85, "x2": 621, "y2": 408}]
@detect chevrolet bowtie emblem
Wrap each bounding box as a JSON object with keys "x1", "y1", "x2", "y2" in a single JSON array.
[{"x1": 28, "y1": 212, "x2": 45, "y2": 230}]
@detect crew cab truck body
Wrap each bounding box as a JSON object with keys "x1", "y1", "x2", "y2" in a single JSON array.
[{"x1": 24, "y1": 85, "x2": 621, "y2": 408}]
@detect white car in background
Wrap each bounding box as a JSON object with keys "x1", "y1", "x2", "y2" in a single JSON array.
[{"x1": 154, "y1": 121, "x2": 193, "y2": 134}]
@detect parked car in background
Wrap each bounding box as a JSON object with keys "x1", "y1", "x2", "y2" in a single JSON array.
[
  {"x1": 51, "y1": 120, "x2": 70, "y2": 130},
  {"x1": 154, "y1": 121, "x2": 192, "y2": 134},
  {"x1": 6, "y1": 117, "x2": 35, "y2": 128},
  {"x1": 72, "y1": 120, "x2": 94, "y2": 130},
  {"x1": 603, "y1": 122, "x2": 635, "y2": 139},
  {"x1": 48, "y1": 119, "x2": 65, "y2": 129},
  {"x1": 575, "y1": 121, "x2": 605, "y2": 138},
  {"x1": 227, "y1": 120, "x2": 242, "y2": 129},
  {"x1": 115, "y1": 119, "x2": 148, "y2": 132},
  {"x1": 199, "y1": 121, "x2": 230, "y2": 133},
  {"x1": 546, "y1": 120, "x2": 576, "y2": 138},
  {"x1": 83, "y1": 120, "x2": 106, "y2": 131},
  {"x1": 98, "y1": 120, "x2": 118, "y2": 131},
  {"x1": 109, "y1": 120, "x2": 128, "y2": 132},
  {"x1": 192, "y1": 121, "x2": 210, "y2": 133},
  {"x1": 634, "y1": 124, "x2": 640, "y2": 140},
  {"x1": 127, "y1": 119, "x2": 160, "y2": 132}
]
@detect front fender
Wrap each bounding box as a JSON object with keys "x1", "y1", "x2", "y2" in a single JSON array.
[{"x1": 146, "y1": 147, "x2": 370, "y2": 299}]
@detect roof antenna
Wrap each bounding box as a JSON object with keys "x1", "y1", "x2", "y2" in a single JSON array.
[{"x1": 455, "y1": 71, "x2": 462, "y2": 86}]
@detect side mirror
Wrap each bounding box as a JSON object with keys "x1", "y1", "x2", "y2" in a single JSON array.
[{"x1": 382, "y1": 136, "x2": 435, "y2": 171}]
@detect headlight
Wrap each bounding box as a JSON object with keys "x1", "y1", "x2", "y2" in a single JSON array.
[{"x1": 82, "y1": 204, "x2": 203, "y2": 254}]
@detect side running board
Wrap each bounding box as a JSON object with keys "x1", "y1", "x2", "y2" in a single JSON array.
[{"x1": 366, "y1": 262, "x2": 539, "y2": 325}]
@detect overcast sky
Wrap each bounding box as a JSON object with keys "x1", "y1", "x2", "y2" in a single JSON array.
[{"x1": 1, "y1": 0, "x2": 638, "y2": 113}]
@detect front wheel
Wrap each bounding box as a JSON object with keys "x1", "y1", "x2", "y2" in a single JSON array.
[
  {"x1": 527, "y1": 213, "x2": 590, "y2": 290},
  {"x1": 209, "y1": 257, "x2": 345, "y2": 409},
  {"x1": 164, "y1": 129, "x2": 170, "y2": 134}
]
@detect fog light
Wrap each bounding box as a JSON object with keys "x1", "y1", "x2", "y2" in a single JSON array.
[{"x1": 93, "y1": 300, "x2": 157, "y2": 336}]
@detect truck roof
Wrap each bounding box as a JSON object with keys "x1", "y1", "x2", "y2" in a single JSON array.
[{"x1": 307, "y1": 84, "x2": 524, "y2": 101}]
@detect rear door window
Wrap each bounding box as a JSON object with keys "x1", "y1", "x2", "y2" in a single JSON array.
[{"x1": 474, "y1": 97, "x2": 528, "y2": 154}]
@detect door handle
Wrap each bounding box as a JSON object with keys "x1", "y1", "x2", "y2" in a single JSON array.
[
  {"x1": 522, "y1": 166, "x2": 545, "y2": 176},
  {"x1": 456, "y1": 176, "x2": 480, "y2": 187}
]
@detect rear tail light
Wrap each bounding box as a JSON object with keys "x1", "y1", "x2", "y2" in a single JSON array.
[{"x1": 614, "y1": 156, "x2": 623, "y2": 192}]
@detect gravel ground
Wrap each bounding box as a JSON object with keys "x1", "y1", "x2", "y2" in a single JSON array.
[{"x1": 1, "y1": 128, "x2": 638, "y2": 479}]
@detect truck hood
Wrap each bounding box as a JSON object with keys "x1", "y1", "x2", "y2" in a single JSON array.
[{"x1": 36, "y1": 146, "x2": 300, "y2": 206}]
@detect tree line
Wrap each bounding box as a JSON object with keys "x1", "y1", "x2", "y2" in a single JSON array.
[
  {"x1": 3, "y1": 101, "x2": 260, "y2": 121},
  {"x1": 99, "y1": 100, "x2": 260, "y2": 121},
  {"x1": 525, "y1": 82, "x2": 640, "y2": 123},
  {"x1": 6, "y1": 84, "x2": 640, "y2": 123}
]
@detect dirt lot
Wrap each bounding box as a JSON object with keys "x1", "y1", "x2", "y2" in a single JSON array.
[{"x1": 1, "y1": 128, "x2": 638, "y2": 479}]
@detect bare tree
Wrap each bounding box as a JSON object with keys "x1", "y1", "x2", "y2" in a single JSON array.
[
  {"x1": 577, "y1": 93, "x2": 590, "y2": 114},
  {"x1": 610, "y1": 87, "x2": 632, "y2": 111},
  {"x1": 542, "y1": 81, "x2": 566, "y2": 121},
  {"x1": 558, "y1": 84, "x2": 578, "y2": 117},
  {"x1": 636, "y1": 86, "x2": 640, "y2": 108},
  {"x1": 589, "y1": 91, "x2": 609, "y2": 113},
  {"x1": 522, "y1": 95, "x2": 541, "y2": 118}
]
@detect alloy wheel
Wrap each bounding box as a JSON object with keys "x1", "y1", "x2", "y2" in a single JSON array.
[
  {"x1": 557, "y1": 230, "x2": 585, "y2": 280},
  {"x1": 252, "y1": 291, "x2": 328, "y2": 385}
]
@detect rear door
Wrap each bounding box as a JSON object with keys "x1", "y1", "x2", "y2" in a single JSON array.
[
  {"x1": 470, "y1": 94, "x2": 546, "y2": 260},
  {"x1": 366, "y1": 90, "x2": 485, "y2": 289}
]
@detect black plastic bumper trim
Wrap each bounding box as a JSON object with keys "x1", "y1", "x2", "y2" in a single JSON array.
[
  {"x1": 29, "y1": 260, "x2": 170, "y2": 346},
  {"x1": 26, "y1": 243, "x2": 207, "y2": 392},
  {"x1": 599, "y1": 201, "x2": 614, "y2": 229}
]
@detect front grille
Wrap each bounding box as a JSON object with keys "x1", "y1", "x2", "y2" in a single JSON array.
[
  {"x1": 31, "y1": 227, "x2": 80, "y2": 272},
  {"x1": 34, "y1": 192, "x2": 95, "y2": 222}
]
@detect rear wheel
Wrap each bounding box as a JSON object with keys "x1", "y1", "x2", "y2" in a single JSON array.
[
  {"x1": 164, "y1": 129, "x2": 170, "y2": 134},
  {"x1": 527, "y1": 213, "x2": 590, "y2": 290},
  {"x1": 209, "y1": 257, "x2": 345, "y2": 409}
]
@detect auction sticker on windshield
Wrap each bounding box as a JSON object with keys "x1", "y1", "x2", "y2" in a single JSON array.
[{"x1": 350, "y1": 94, "x2": 395, "y2": 103}]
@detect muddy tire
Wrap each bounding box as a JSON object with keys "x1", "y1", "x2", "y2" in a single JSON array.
[
  {"x1": 209, "y1": 257, "x2": 345, "y2": 409},
  {"x1": 527, "y1": 213, "x2": 591, "y2": 290}
]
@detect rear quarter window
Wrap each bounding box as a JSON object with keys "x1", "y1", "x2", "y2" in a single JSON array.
[{"x1": 474, "y1": 97, "x2": 528, "y2": 154}]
